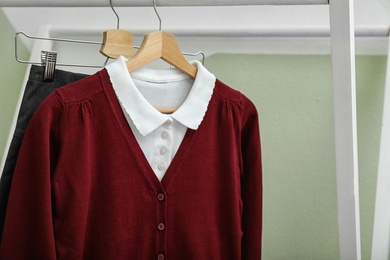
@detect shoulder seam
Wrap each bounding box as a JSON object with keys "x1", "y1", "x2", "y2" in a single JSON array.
[
  {"x1": 213, "y1": 82, "x2": 243, "y2": 104},
  {"x1": 54, "y1": 72, "x2": 104, "y2": 104},
  {"x1": 57, "y1": 90, "x2": 104, "y2": 105},
  {"x1": 213, "y1": 90, "x2": 243, "y2": 104}
]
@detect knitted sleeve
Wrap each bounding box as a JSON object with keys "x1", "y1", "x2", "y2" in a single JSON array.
[{"x1": 240, "y1": 96, "x2": 263, "y2": 259}]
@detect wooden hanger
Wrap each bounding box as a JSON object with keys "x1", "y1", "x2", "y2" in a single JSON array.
[
  {"x1": 125, "y1": 1, "x2": 198, "y2": 114},
  {"x1": 126, "y1": 31, "x2": 197, "y2": 78},
  {"x1": 100, "y1": 0, "x2": 135, "y2": 59},
  {"x1": 100, "y1": 29, "x2": 134, "y2": 59},
  {"x1": 126, "y1": 31, "x2": 198, "y2": 114},
  {"x1": 126, "y1": 31, "x2": 197, "y2": 114},
  {"x1": 126, "y1": 0, "x2": 197, "y2": 79}
]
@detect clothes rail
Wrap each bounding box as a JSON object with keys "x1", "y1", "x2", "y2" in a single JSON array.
[
  {"x1": 0, "y1": 0, "x2": 329, "y2": 7},
  {"x1": 49, "y1": 27, "x2": 390, "y2": 38}
]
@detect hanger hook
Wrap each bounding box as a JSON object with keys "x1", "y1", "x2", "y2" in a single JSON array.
[
  {"x1": 110, "y1": 0, "x2": 120, "y2": 29},
  {"x1": 153, "y1": 0, "x2": 162, "y2": 31}
]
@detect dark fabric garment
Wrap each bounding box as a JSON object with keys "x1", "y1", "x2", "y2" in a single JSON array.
[{"x1": 0, "y1": 65, "x2": 88, "y2": 243}]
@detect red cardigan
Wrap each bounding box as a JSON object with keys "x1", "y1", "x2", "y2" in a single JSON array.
[{"x1": 0, "y1": 69, "x2": 262, "y2": 259}]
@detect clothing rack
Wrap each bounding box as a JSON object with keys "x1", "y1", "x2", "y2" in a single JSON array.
[
  {"x1": 0, "y1": 0, "x2": 329, "y2": 7},
  {"x1": 329, "y1": 1, "x2": 360, "y2": 259},
  {"x1": 0, "y1": 1, "x2": 364, "y2": 259}
]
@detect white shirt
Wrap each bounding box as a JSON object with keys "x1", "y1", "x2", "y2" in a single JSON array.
[{"x1": 106, "y1": 56, "x2": 216, "y2": 181}]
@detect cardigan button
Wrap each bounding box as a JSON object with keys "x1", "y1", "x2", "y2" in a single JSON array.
[
  {"x1": 157, "y1": 223, "x2": 165, "y2": 231},
  {"x1": 158, "y1": 254, "x2": 165, "y2": 260},
  {"x1": 157, "y1": 193, "x2": 165, "y2": 201}
]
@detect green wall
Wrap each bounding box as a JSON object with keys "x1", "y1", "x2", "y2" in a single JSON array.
[
  {"x1": 356, "y1": 55, "x2": 386, "y2": 260},
  {"x1": 0, "y1": 9, "x2": 29, "y2": 162},
  {"x1": 206, "y1": 54, "x2": 386, "y2": 260}
]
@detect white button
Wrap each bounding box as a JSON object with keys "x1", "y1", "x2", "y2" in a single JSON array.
[
  {"x1": 160, "y1": 147, "x2": 167, "y2": 155},
  {"x1": 164, "y1": 120, "x2": 172, "y2": 127},
  {"x1": 161, "y1": 132, "x2": 168, "y2": 139},
  {"x1": 158, "y1": 164, "x2": 165, "y2": 170}
]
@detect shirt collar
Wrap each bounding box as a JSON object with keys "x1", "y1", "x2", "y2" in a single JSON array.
[{"x1": 106, "y1": 56, "x2": 216, "y2": 136}]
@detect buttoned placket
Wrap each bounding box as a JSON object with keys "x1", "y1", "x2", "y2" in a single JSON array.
[
  {"x1": 152, "y1": 118, "x2": 174, "y2": 181},
  {"x1": 154, "y1": 118, "x2": 174, "y2": 259},
  {"x1": 156, "y1": 188, "x2": 167, "y2": 260},
  {"x1": 156, "y1": 186, "x2": 167, "y2": 260}
]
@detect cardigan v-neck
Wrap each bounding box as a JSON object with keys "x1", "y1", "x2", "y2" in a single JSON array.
[
  {"x1": 102, "y1": 67, "x2": 197, "y2": 188},
  {"x1": 105, "y1": 56, "x2": 216, "y2": 181},
  {"x1": 0, "y1": 68, "x2": 263, "y2": 259}
]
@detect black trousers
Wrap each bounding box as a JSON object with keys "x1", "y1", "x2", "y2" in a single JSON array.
[{"x1": 0, "y1": 66, "x2": 88, "y2": 242}]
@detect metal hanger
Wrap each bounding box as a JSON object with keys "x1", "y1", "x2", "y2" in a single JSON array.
[
  {"x1": 14, "y1": 0, "x2": 124, "y2": 74},
  {"x1": 15, "y1": 31, "x2": 104, "y2": 68},
  {"x1": 110, "y1": 0, "x2": 120, "y2": 29},
  {"x1": 14, "y1": 0, "x2": 205, "y2": 81}
]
